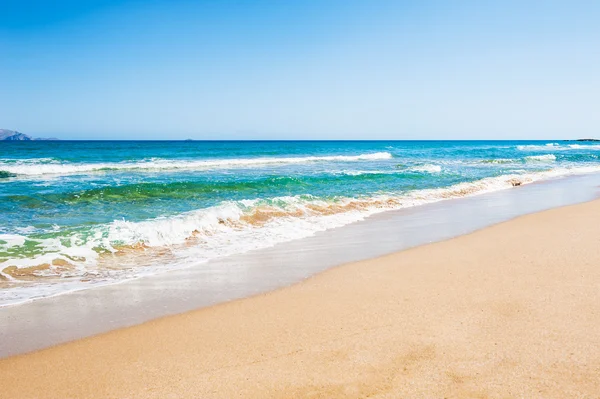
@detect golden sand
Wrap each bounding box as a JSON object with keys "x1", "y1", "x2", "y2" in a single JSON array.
[{"x1": 1, "y1": 200, "x2": 600, "y2": 398}]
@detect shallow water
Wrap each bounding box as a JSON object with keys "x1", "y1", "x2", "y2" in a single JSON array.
[
  {"x1": 1, "y1": 140, "x2": 600, "y2": 304},
  {"x1": 1, "y1": 171, "x2": 599, "y2": 358}
]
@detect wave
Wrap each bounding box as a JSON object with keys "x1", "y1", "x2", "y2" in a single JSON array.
[
  {"x1": 408, "y1": 164, "x2": 442, "y2": 173},
  {"x1": 336, "y1": 165, "x2": 442, "y2": 175},
  {"x1": 524, "y1": 154, "x2": 556, "y2": 162},
  {"x1": 7, "y1": 172, "x2": 417, "y2": 209},
  {"x1": 516, "y1": 143, "x2": 560, "y2": 151},
  {"x1": 478, "y1": 158, "x2": 516, "y2": 164},
  {"x1": 332, "y1": 170, "x2": 403, "y2": 176},
  {"x1": 564, "y1": 144, "x2": 600, "y2": 150},
  {"x1": 479, "y1": 153, "x2": 597, "y2": 165},
  {"x1": 517, "y1": 143, "x2": 600, "y2": 151},
  {"x1": 0, "y1": 152, "x2": 393, "y2": 176},
  {"x1": 0, "y1": 234, "x2": 26, "y2": 248},
  {"x1": 4, "y1": 163, "x2": 600, "y2": 287}
]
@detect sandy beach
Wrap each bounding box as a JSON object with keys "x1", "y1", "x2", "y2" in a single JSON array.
[{"x1": 2, "y1": 199, "x2": 600, "y2": 398}]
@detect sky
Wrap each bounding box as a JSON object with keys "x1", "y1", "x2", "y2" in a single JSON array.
[{"x1": 1, "y1": 0, "x2": 599, "y2": 140}]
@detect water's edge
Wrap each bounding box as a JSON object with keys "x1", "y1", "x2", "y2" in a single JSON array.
[{"x1": 1, "y1": 172, "x2": 599, "y2": 359}]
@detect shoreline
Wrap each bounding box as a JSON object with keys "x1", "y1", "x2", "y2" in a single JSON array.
[
  {"x1": 1, "y1": 172, "x2": 600, "y2": 359},
  {"x1": 4, "y1": 162, "x2": 600, "y2": 308},
  {"x1": 2, "y1": 197, "x2": 600, "y2": 397}
]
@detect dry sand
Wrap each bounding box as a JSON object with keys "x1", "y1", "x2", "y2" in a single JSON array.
[{"x1": 2, "y1": 199, "x2": 600, "y2": 398}]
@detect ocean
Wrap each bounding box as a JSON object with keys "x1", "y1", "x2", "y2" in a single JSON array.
[{"x1": 1, "y1": 140, "x2": 600, "y2": 305}]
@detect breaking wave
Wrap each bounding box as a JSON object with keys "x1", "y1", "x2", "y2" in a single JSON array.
[
  {"x1": 4, "y1": 163, "x2": 600, "y2": 306},
  {"x1": 525, "y1": 154, "x2": 556, "y2": 162},
  {"x1": 479, "y1": 158, "x2": 516, "y2": 164},
  {"x1": 407, "y1": 164, "x2": 442, "y2": 173},
  {"x1": 517, "y1": 143, "x2": 600, "y2": 151},
  {"x1": 0, "y1": 152, "x2": 393, "y2": 176}
]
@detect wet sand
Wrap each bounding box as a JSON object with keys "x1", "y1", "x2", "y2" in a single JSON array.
[
  {"x1": 4, "y1": 172, "x2": 600, "y2": 359},
  {"x1": 2, "y1": 199, "x2": 600, "y2": 398}
]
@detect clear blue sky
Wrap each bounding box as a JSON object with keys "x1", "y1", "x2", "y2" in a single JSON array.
[{"x1": 1, "y1": 0, "x2": 599, "y2": 140}]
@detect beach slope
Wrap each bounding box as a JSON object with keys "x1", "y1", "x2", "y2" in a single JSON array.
[{"x1": 2, "y1": 200, "x2": 600, "y2": 398}]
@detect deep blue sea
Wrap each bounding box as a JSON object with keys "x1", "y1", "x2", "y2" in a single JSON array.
[{"x1": 1, "y1": 140, "x2": 600, "y2": 305}]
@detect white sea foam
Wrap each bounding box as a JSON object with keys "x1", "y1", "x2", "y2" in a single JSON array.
[
  {"x1": 0, "y1": 152, "x2": 393, "y2": 176},
  {"x1": 565, "y1": 144, "x2": 600, "y2": 150},
  {"x1": 3, "y1": 164, "x2": 600, "y2": 306},
  {"x1": 516, "y1": 143, "x2": 560, "y2": 151},
  {"x1": 0, "y1": 234, "x2": 27, "y2": 248},
  {"x1": 478, "y1": 158, "x2": 516, "y2": 164},
  {"x1": 332, "y1": 170, "x2": 401, "y2": 176},
  {"x1": 524, "y1": 154, "x2": 556, "y2": 162},
  {"x1": 13, "y1": 226, "x2": 38, "y2": 234},
  {"x1": 517, "y1": 143, "x2": 600, "y2": 151},
  {"x1": 408, "y1": 164, "x2": 442, "y2": 173}
]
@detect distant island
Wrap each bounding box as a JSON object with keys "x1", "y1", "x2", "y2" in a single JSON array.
[
  {"x1": 0, "y1": 129, "x2": 58, "y2": 141},
  {"x1": 564, "y1": 138, "x2": 600, "y2": 142}
]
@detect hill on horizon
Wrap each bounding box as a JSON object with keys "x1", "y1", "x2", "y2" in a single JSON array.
[{"x1": 0, "y1": 129, "x2": 58, "y2": 141}]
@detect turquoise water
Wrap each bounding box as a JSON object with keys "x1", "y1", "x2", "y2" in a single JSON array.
[{"x1": 1, "y1": 140, "x2": 600, "y2": 304}]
